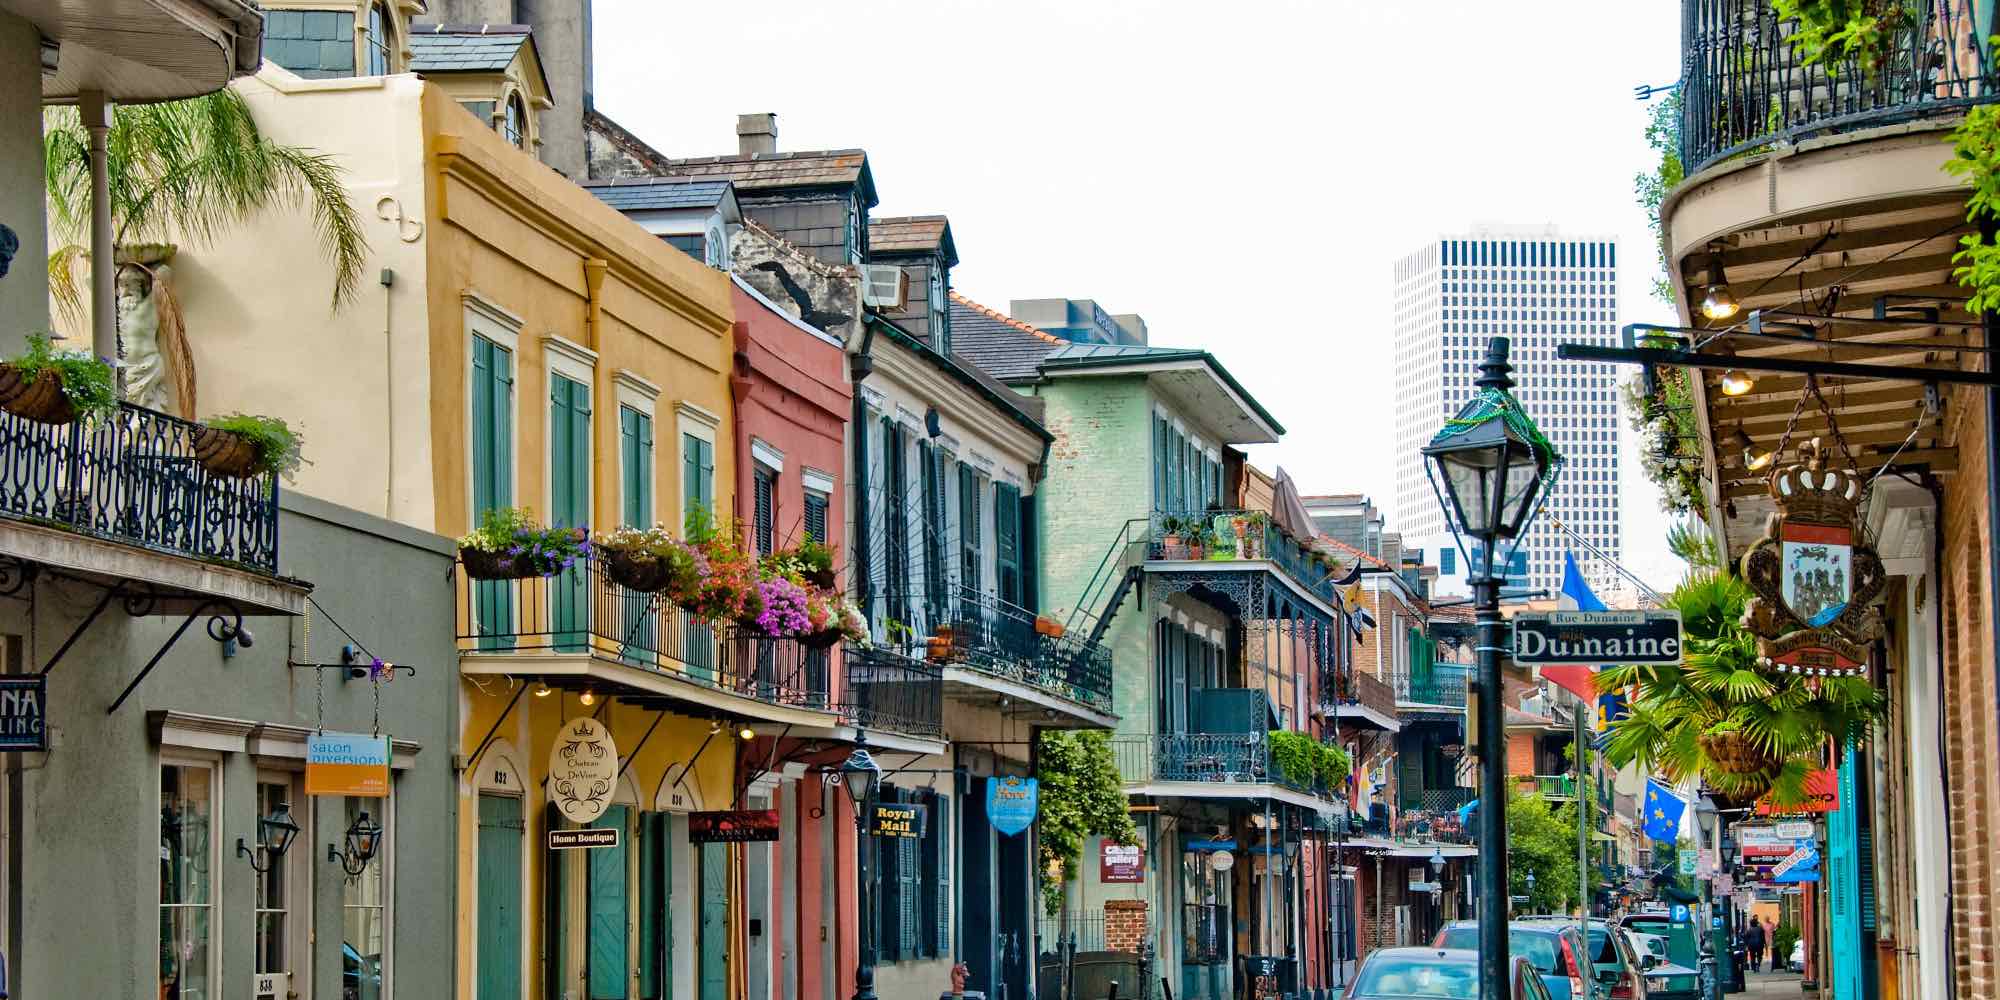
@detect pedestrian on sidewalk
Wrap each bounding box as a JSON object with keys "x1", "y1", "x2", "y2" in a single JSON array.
[
  {"x1": 1743, "y1": 918, "x2": 1766, "y2": 974},
  {"x1": 1764, "y1": 918, "x2": 1778, "y2": 972}
]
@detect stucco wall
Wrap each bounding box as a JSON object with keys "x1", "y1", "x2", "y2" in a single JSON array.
[
  {"x1": 0, "y1": 14, "x2": 48, "y2": 354},
  {"x1": 6, "y1": 492, "x2": 459, "y2": 998}
]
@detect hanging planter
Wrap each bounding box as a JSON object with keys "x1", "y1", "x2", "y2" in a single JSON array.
[
  {"x1": 1697, "y1": 730, "x2": 1777, "y2": 775},
  {"x1": 192, "y1": 414, "x2": 305, "y2": 481},
  {"x1": 0, "y1": 336, "x2": 114, "y2": 426},
  {"x1": 604, "y1": 549, "x2": 673, "y2": 592},
  {"x1": 0, "y1": 367, "x2": 75, "y2": 424},
  {"x1": 457, "y1": 507, "x2": 589, "y2": 580}
]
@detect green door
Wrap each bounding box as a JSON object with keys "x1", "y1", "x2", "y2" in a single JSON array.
[
  {"x1": 551, "y1": 374, "x2": 591, "y2": 651},
  {"x1": 638, "y1": 813, "x2": 669, "y2": 999},
  {"x1": 472, "y1": 336, "x2": 516, "y2": 650},
  {"x1": 681, "y1": 433, "x2": 716, "y2": 678},
  {"x1": 477, "y1": 794, "x2": 524, "y2": 1000},
  {"x1": 698, "y1": 843, "x2": 729, "y2": 1000},
  {"x1": 589, "y1": 806, "x2": 630, "y2": 998}
]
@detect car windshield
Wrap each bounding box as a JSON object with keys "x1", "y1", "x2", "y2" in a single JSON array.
[
  {"x1": 1435, "y1": 928, "x2": 1561, "y2": 973},
  {"x1": 1353, "y1": 957, "x2": 1479, "y2": 998}
]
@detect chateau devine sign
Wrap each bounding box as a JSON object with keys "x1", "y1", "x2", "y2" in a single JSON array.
[
  {"x1": 548, "y1": 717, "x2": 619, "y2": 824},
  {"x1": 1740, "y1": 441, "x2": 1884, "y2": 678},
  {"x1": 1511, "y1": 611, "x2": 1683, "y2": 665}
]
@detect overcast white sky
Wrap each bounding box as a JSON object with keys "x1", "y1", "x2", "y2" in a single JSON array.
[{"x1": 595, "y1": 0, "x2": 1688, "y2": 592}]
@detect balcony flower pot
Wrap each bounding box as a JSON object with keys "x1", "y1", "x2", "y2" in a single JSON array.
[
  {"x1": 457, "y1": 507, "x2": 589, "y2": 580},
  {"x1": 603, "y1": 548, "x2": 674, "y2": 593},
  {"x1": 458, "y1": 546, "x2": 540, "y2": 581},
  {"x1": 0, "y1": 337, "x2": 114, "y2": 426},
  {"x1": 926, "y1": 625, "x2": 955, "y2": 662},
  {"x1": 192, "y1": 414, "x2": 305, "y2": 481},
  {"x1": 1034, "y1": 615, "x2": 1065, "y2": 639},
  {"x1": 0, "y1": 367, "x2": 75, "y2": 424},
  {"x1": 191, "y1": 426, "x2": 262, "y2": 478}
]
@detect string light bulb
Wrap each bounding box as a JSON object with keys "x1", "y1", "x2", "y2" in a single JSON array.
[
  {"x1": 1719, "y1": 370, "x2": 1755, "y2": 397},
  {"x1": 578, "y1": 689, "x2": 596, "y2": 707},
  {"x1": 738, "y1": 725, "x2": 756, "y2": 741},
  {"x1": 1734, "y1": 427, "x2": 1774, "y2": 473},
  {"x1": 533, "y1": 682, "x2": 553, "y2": 698},
  {"x1": 1698, "y1": 244, "x2": 1739, "y2": 321}
]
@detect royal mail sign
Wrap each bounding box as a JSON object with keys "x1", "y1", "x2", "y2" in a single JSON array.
[{"x1": 1511, "y1": 611, "x2": 1683, "y2": 665}]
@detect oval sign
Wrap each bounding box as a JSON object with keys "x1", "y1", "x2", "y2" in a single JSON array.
[
  {"x1": 1209, "y1": 849, "x2": 1235, "y2": 872},
  {"x1": 548, "y1": 716, "x2": 619, "y2": 824},
  {"x1": 987, "y1": 775, "x2": 1039, "y2": 837}
]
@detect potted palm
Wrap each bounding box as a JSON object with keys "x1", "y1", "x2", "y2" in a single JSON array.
[
  {"x1": 192, "y1": 413, "x2": 305, "y2": 480},
  {"x1": 458, "y1": 507, "x2": 589, "y2": 580},
  {"x1": 0, "y1": 335, "x2": 115, "y2": 426}
]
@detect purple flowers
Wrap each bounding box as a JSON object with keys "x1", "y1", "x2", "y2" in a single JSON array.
[{"x1": 753, "y1": 577, "x2": 812, "y2": 637}]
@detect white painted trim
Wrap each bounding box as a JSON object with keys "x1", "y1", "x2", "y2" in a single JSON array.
[
  {"x1": 462, "y1": 290, "x2": 526, "y2": 337},
  {"x1": 751, "y1": 438, "x2": 785, "y2": 473},
  {"x1": 730, "y1": 273, "x2": 844, "y2": 349},
  {"x1": 242, "y1": 721, "x2": 423, "y2": 769},
  {"x1": 859, "y1": 386, "x2": 888, "y2": 414},
  {"x1": 465, "y1": 300, "x2": 524, "y2": 528},
  {"x1": 894, "y1": 404, "x2": 925, "y2": 430},
  {"x1": 614, "y1": 369, "x2": 661, "y2": 413},
  {"x1": 676, "y1": 399, "x2": 722, "y2": 431},
  {"x1": 152, "y1": 711, "x2": 256, "y2": 753},
  {"x1": 542, "y1": 334, "x2": 598, "y2": 386},
  {"x1": 935, "y1": 433, "x2": 961, "y2": 455},
  {"x1": 801, "y1": 467, "x2": 835, "y2": 495},
  {"x1": 967, "y1": 450, "x2": 997, "y2": 475}
]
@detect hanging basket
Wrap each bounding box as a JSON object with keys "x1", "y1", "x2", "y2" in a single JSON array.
[
  {"x1": 602, "y1": 548, "x2": 673, "y2": 593},
  {"x1": 0, "y1": 367, "x2": 77, "y2": 425},
  {"x1": 1699, "y1": 731, "x2": 1777, "y2": 775},
  {"x1": 191, "y1": 427, "x2": 263, "y2": 479},
  {"x1": 801, "y1": 627, "x2": 844, "y2": 650},
  {"x1": 459, "y1": 546, "x2": 541, "y2": 580}
]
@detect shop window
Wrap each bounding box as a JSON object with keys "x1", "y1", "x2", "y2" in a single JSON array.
[
  {"x1": 161, "y1": 761, "x2": 217, "y2": 999},
  {"x1": 342, "y1": 796, "x2": 389, "y2": 1000}
]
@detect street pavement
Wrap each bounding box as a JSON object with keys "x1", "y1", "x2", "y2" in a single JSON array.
[{"x1": 1736, "y1": 968, "x2": 1805, "y2": 998}]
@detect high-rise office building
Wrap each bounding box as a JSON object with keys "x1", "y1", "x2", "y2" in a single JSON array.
[{"x1": 1392, "y1": 225, "x2": 1622, "y2": 597}]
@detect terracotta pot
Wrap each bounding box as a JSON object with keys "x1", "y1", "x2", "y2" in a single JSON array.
[
  {"x1": 191, "y1": 426, "x2": 263, "y2": 479},
  {"x1": 0, "y1": 367, "x2": 76, "y2": 425},
  {"x1": 459, "y1": 546, "x2": 538, "y2": 580},
  {"x1": 1034, "y1": 616, "x2": 1065, "y2": 638},
  {"x1": 926, "y1": 635, "x2": 953, "y2": 662},
  {"x1": 1699, "y1": 731, "x2": 1777, "y2": 775},
  {"x1": 602, "y1": 548, "x2": 672, "y2": 593}
]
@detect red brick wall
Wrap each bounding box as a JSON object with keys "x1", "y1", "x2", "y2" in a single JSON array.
[{"x1": 1104, "y1": 899, "x2": 1148, "y2": 953}]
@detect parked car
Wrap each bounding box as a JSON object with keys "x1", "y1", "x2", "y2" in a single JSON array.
[
  {"x1": 1515, "y1": 917, "x2": 1649, "y2": 999},
  {"x1": 1789, "y1": 938, "x2": 1805, "y2": 973},
  {"x1": 1432, "y1": 920, "x2": 1590, "y2": 1000},
  {"x1": 1343, "y1": 947, "x2": 1555, "y2": 999}
]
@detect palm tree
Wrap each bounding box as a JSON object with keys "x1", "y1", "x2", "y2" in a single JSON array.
[
  {"x1": 43, "y1": 88, "x2": 368, "y2": 415},
  {"x1": 1598, "y1": 571, "x2": 1883, "y2": 806}
]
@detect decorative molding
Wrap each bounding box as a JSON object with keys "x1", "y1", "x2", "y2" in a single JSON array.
[
  {"x1": 151, "y1": 710, "x2": 256, "y2": 753},
  {"x1": 676, "y1": 399, "x2": 722, "y2": 432},
  {"x1": 614, "y1": 369, "x2": 662, "y2": 408},
  {"x1": 751, "y1": 437, "x2": 785, "y2": 473},
  {"x1": 935, "y1": 433, "x2": 962, "y2": 456},
  {"x1": 967, "y1": 450, "x2": 997, "y2": 474},
  {"x1": 801, "y1": 467, "x2": 836, "y2": 495},
  {"x1": 859, "y1": 386, "x2": 889, "y2": 414},
  {"x1": 542, "y1": 334, "x2": 599, "y2": 384}
]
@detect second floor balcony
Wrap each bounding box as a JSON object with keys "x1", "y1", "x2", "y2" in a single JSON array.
[
  {"x1": 1523, "y1": 774, "x2": 1577, "y2": 801},
  {"x1": 1396, "y1": 662, "x2": 1469, "y2": 710},
  {"x1": 1147, "y1": 508, "x2": 1343, "y2": 608},
  {"x1": 877, "y1": 585, "x2": 1115, "y2": 724}
]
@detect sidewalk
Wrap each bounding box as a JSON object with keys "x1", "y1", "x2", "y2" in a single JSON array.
[{"x1": 1737, "y1": 968, "x2": 1805, "y2": 998}]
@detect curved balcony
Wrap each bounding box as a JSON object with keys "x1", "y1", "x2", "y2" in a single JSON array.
[{"x1": 878, "y1": 586, "x2": 1114, "y2": 722}]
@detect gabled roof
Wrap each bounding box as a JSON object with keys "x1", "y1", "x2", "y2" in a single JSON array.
[
  {"x1": 409, "y1": 23, "x2": 533, "y2": 73},
  {"x1": 1037, "y1": 343, "x2": 1286, "y2": 439},
  {"x1": 949, "y1": 293, "x2": 1064, "y2": 384},
  {"x1": 869, "y1": 216, "x2": 958, "y2": 267},
  {"x1": 581, "y1": 177, "x2": 735, "y2": 213},
  {"x1": 661, "y1": 150, "x2": 878, "y2": 208}
]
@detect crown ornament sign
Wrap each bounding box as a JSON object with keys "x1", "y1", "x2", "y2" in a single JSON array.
[{"x1": 1739, "y1": 439, "x2": 1883, "y2": 679}]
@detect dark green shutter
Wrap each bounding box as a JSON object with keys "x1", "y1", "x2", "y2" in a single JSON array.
[
  {"x1": 588, "y1": 805, "x2": 630, "y2": 998},
  {"x1": 476, "y1": 795, "x2": 524, "y2": 1000},
  {"x1": 995, "y1": 483, "x2": 1021, "y2": 606},
  {"x1": 884, "y1": 419, "x2": 909, "y2": 629},
  {"x1": 875, "y1": 787, "x2": 902, "y2": 961},
  {"x1": 471, "y1": 337, "x2": 515, "y2": 650},
  {"x1": 804, "y1": 492, "x2": 828, "y2": 544},
  {"x1": 753, "y1": 466, "x2": 775, "y2": 556},
  {"x1": 1018, "y1": 492, "x2": 1037, "y2": 614},
  {"x1": 551, "y1": 375, "x2": 591, "y2": 652},
  {"x1": 920, "y1": 442, "x2": 946, "y2": 624},
  {"x1": 931, "y1": 791, "x2": 951, "y2": 957},
  {"x1": 698, "y1": 842, "x2": 729, "y2": 999},
  {"x1": 958, "y1": 467, "x2": 982, "y2": 597},
  {"x1": 621, "y1": 406, "x2": 653, "y2": 528},
  {"x1": 638, "y1": 812, "x2": 665, "y2": 998},
  {"x1": 545, "y1": 803, "x2": 570, "y2": 1000},
  {"x1": 682, "y1": 433, "x2": 714, "y2": 533},
  {"x1": 899, "y1": 796, "x2": 920, "y2": 959}
]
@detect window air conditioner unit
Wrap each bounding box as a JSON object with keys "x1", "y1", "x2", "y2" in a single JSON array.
[{"x1": 861, "y1": 264, "x2": 907, "y2": 308}]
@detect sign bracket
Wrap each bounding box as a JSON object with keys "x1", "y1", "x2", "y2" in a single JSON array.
[{"x1": 106, "y1": 598, "x2": 246, "y2": 714}]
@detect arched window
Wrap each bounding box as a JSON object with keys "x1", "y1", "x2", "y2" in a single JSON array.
[
  {"x1": 504, "y1": 93, "x2": 528, "y2": 149},
  {"x1": 364, "y1": 2, "x2": 394, "y2": 75}
]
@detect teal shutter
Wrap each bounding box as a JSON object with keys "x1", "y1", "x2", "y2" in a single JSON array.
[
  {"x1": 588, "y1": 806, "x2": 630, "y2": 998},
  {"x1": 476, "y1": 795, "x2": 524, "y2": 1000},
  {"x1": 545, "y1": 803, "x2": 571, "y2": 1000},
  {"x1": 471, "y1": 337, "x2": 516, "y2": 650},
  {"x1": 958, "y1": 466, "x2": 981, "y2": 599},
  {"x1": 620, "y1": 406, "x2": 653, "y2": 528},
  {"x1": 883, "y1": 419, "x2": 909, "y2": 629},
  {"x1": 931, "y1": 792, "x2": 951, "y2": 957},
  {"x1": 682, "y1": 433, "x2": 713, "y2": 533},
  {"x1": 1018, "y1": 492, "x2": 1037, "y2": 614},
  {"x1": 638, "y1": 813, "x2": 664, "y2": 998},
  {"x1": 698, "y1": 843, "x2": 729, "y2": 999},
  {"x1": 551, "y1": 375, "x2": 591, "y2": 652},
  {"x1": 919, "y1": 442, "x2": 945, "y2": 624},
  {"x1": 994, "y1": 483, "x2": 1021, "y2": 607},
  {"x1": 753, "y1": 466, "x2": 775, "y2": 556}
]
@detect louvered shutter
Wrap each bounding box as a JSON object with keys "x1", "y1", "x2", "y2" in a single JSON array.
[
  {"x1": 884, "y1": 419, "x2": 909, "y2": 628},
  {"x1": 1018, "y1": 491, "x2": 1038, "y2": 614},
  {"x1": 873, "y1": 789, "x2": 900, "y2": 960},
  {"x1": 753, "y1": 466, "x2": 775, "y2": 556},
  {"x1": 804, "y1": 492, "x2": 828, "y2": 544},
  {"x1": 933, "y1": 792, "x2": 952, "y2": 957},
  {"x1": 619, "y1": 406, "x2": 654, "y2": 529},
  {"x1": 919, "y1": 440, "x2": 943, "y2": 624},
  {"x1": 994, "y1": 482, "x2": 1021, "y2": 606}
]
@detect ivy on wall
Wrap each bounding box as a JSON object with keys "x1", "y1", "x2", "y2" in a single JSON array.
[
  {"x1": 1035, "y1": 730, "x2": 1139, "y2": 917},
  {"x1": 1947, "y1": 99, "x2": 2000, "y2": 312},
  {"x1": 1267, "y1": 730, "x2": 1352, "y2": 789}
]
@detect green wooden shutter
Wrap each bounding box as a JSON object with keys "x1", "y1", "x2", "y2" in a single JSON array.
[
  {"x1": 621, "y1": 406, "x2": 652, "y2": 528},
  {"x1": 682, "y1": 433, "x2": 702, "y2": 532},
  {"x1": 588, "y1": 805, "x2": 630, "y2": 998},
  {"x1": 476, "y1": 794, "x2": 524, "y2": 1000},
  {"x1": 545, "y1": 803, "x2": 571, "y2": 1000},
  {"x1": 753, "y1": 466, "x2": 775, "y2": 556},
  {"x1": 551, "y1": 375, "x2": 591, "y2": 652},
  {"x1": 1018, "y1": 492, "x2": 1037, "y2": 614},
  {"x1": 898, "y1": 792, "x2": 920, "y2": 960},
  {"x1": 804, "y1": 492, "x2": 828, "y2": 544},
  {"x1": 932, "y1": 792, "x2": 951, "y2": 957},
  {"x1": 471, "y1": 337, "x2": 516, "y2": 650},
  {"x1": 638, "y1": 812, "x2": 664, "y2": 998},
  {"x1": 958, "y1": 467, "x2": 982, "y2": 598},
  {"x1": 884, "y1": 419, "x2": 909, "y2": 629},
  {"x1": 874, "y1": 787, "x2": 901, "y2": 961},
  {"x1": 994, "y1": 483, "x2": 1021, "y2": 607},
  {"x1": 920, "y1": 442, "x2": 947, "y2": 624},
  {"x1": 698, "y1": 842, "x2": 729, "y2": 999}
]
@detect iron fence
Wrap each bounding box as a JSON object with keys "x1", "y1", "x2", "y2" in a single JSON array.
[
  {"x1": 1680, "y1": 0, "x2": 1999, "y2": 175},
  {"x1": 1393, "y1": 807, "x2": 1473, "y2": 846},
  {"x1": 1398, "y1": 663, "x2": 1469, "y2": 708},
  {"x1": 0, "y1": 400, "x2": 280, "y2": 572},
  {"x1": 880, "y1": 585, "x2": 1114, "y2": 712},
  {"x1": 1418, "y1": 787, "x2": 1476, "y2": 814},
  {"x1": 455, "y1": 555, "x2": 830, "y2": 710},
  {"x1": 1148, "y1": 508, "x2": 1342, "y2": 606},
  {"x1": 1112, "y1": 732, "x2": 1310, "y2": 789},
  {"x1": 841, "y1": 644, "x2": 943, "y2": 739}
]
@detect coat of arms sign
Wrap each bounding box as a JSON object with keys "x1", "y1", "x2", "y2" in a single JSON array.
[{"x1": 1739, "y1": 440, "x2": 1883, "y2": 679}]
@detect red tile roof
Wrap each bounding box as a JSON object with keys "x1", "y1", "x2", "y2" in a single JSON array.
[{"x1": 949, "y1": 291, "x2": 1064, "y2": 345}]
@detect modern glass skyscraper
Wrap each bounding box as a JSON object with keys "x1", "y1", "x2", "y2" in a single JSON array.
[{"x1": 1392, "y1": 226, "x2": 1623, "y2": 597}]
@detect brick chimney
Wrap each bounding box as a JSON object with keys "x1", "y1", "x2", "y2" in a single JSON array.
[{"x1": 737, "y1": 113, "x2": 777, "y2": 156}]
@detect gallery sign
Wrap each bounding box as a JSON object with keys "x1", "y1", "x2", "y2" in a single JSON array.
[
  {"x1": 0, "y1": 675, "x2": 46, "y2": 751},
  {"x1": 688, "y1": 809, "x2": 780, "y2": 844},
  {"x1": 1740, "y1": 442, "x2": 1883, "y2": 678},
  {"x1": 987, "y1": 775, "x2": 1039, "y2": 836},
  {"x1": 1100, "y1": 841, "x2": 1144, "y2": 883},
  {"x1": 304, "y1": 731, "x2": 390, "y2": 797},
  {"x1": 871, "y1": 801, "x2": 928, "y2": 839},
  {"x1": 549, "y1": 827, "x2": 621, "y2": 850},
  {"x1": 548, "y1": 717, "x2": 619, "y2": 824},
  {"x1": 1511, "y1": 611, "x2": 1683, "y2": 665}
]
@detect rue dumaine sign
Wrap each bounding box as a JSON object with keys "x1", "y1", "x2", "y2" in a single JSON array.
[{"x1": 1511, "y1": 610, "x2": 1684, "y2": 665}]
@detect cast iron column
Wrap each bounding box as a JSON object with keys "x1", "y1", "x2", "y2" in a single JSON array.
[
  {"x1": 853, "y1": 792, "x2": 877, "y2": 1000},
  {"x1": 1475, "y1": 542, "x2": 1509, "y2": 1000}
]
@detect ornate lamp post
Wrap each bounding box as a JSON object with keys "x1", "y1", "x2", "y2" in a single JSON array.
[
  {"x1": 840, "y1": 748, "x2": 883, "y2": 1000},
  {"x1": 1422, "y1": 336, "x2": 1561, "y2": 1000}
]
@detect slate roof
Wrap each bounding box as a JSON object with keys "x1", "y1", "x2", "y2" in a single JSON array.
[
  {"x1": 949, "y1": 292, "x2": 1064, "y2": 384},
  {"x1": 869, "y1": 216, "x2": 958, "y2": 266},
  {"x1": 661, "y1": 150, "x2": 876, "y2": 206},
  {"x1": 407, "y1": 24, "x2": 532, "y2": 74},
  {"x1": 580, "y1": 178, "x2": 734, "y2": 212}
]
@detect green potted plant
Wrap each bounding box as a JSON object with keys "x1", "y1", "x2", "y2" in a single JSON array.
[
  {"x1": 0, "y1": 335, "x2": 115, "y2": 425},
  {"x1": 192, "y1": 413, "x2": 305, "y2": 480},
  {"x1": 458, "y1": 506, "x2": 590, "y2": 580},
  {"x1": 1159, "y1": 515, "x2": 1188, "y2": 559},
  {"x1": 594, "y1": 524, "x2": 698, "y2": 594}
]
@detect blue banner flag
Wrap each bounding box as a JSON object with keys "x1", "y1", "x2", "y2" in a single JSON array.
[{"x1": 1643, "y1": 779, "x2": 1686, "y2": 843}]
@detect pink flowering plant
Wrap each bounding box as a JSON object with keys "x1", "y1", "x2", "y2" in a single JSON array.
[{"x1": 753, "y1": 576, "x2": 812, "y2": 636}]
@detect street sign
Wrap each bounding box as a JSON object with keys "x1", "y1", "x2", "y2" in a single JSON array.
[
  {"x1": 1511, "y1": 611, "x2": 1684, "y2": 665},
  {"x1": 1680, "y1": 850, "x2": 1697, "y2": 876}
]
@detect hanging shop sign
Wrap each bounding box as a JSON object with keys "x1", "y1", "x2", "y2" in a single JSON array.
[
  {"x1": 1740, "y1": 441, "x2": 1884, "y2": 678},
  {"x1": 1511, "y1": 610, "x2": 1683, "y2": 665},
  {"x1": 987, "y1": 775, "x2": 1039, "y2": 836},
  {"x1": 0, "y1": 675, "x2": 45, "y2": 751},
  {"x1": 1754, "y1": 768, "x2": 1840, "y2": 815},
  {"x1": 1774, "y1": 820, "x2": 1816, "y2": 840},
  {"x1": 870, "y1": 800, "x2": 928, "y2": 839},
  {"x1": 304, "y1": 731, "x2": 390, "y2": 797},
  {"x1": 549, "y1": 827, "x2": 621, "y2": 850},
  {"x1": 687, "y1": 809, "x2": 780, "y2": 844},
  {"x1": 1100, "y1": 841, "x2": 1145, "y2": 882},
  {"x1": 548, "y1": 716, "x2": 619, "y2": 824}
]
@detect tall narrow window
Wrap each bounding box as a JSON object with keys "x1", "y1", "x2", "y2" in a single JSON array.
[
  {"x1": 161, "y1": 762, "x2": 216, "y2": 999},
  {"x1": 883, "y1": 420, "x2": 910, "y2": 629},
  {"x1": 364, "y1": 2, "x2": 394, "y2": 75},
  {"x1": 619, "y1": 405, "x2": 653, "y2": 529},
  {"x1": 920, "y1": 442, "x2": 945, "y2": 623},
  {"x1": 804, "y1": 490, "x2": 830, "y2": 544},
  {"x1": 929, "y1": 265, "x2": 949, "y2": 353},
  {"x1": 504, "y1": 93, "x2": 528, "y2": 149},
  {"x1": 681, "y1": 432, "x2": 715, "y2": 532},
  {"x1": 753, "y1": 465, "x2": 776, "y2": 557},
  {"x1": 957, "y1": 464, "x2": 982, "y2": 601},
  {"x1": 342, "y1": 796, "x2": 388, "y2": 1000}
]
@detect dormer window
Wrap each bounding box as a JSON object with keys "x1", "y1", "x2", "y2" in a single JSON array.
[
  {"x1": 929, "y1": 264, "x2": 948, "y2": 353},
  {"x1": 504, "y1": 94, "x2": 528, "y2": 149},
  {"x1": 845, "y1": 195, "x2": 864, "y2": 265},
  {"x1": 364, "y1": 2, "x2": 394, "y2": 75}
]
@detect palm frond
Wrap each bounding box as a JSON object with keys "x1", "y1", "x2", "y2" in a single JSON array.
[{"x1": 46, "y1": 244, "x2": 86, "y2": 331}]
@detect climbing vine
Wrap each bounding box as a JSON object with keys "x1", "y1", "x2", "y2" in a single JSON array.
[
  {"x1": 1267, "y1": 730, "x2": 1351, "y2": 789},
  {"x1": 1035, "y1": 730, "x2": 1139, "y2": 917},
  {"x1": 1772, "y1": 0, "x2": 1907, "y2": 74},
  {"x1": 1947, "y1": 99, "x2": 2000, "y2": 313},
  {"x1": 1633, "y1": 89, "x2": 1684, "y2": 306}
]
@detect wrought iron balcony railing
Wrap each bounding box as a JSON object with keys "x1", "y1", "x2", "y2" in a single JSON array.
[
  {"x1": 842, "y1": 644, "x2": 943, "y2": 740},
  {"x1": 880, "y1": 586, "x2": 1113, "y2": 713},
  {"x1": 1681, "y1": 0, "x2": 1999, "y2": 175},
  {"x1": 1110, "y1": 731, "x2": 1323, "y2": 794},
  {"x1": 0, "y1": 400, "x2": 281, "y2": 572},
  {"x1": 1417, "y1": 787, "x2": 1476, "y2": 815},
  {"x1": 1147, "y1": 508, "x2": 1341, "y2": 606},
  {"x1": 1397, "y1": 662, "x2": 1470, "y2": 708},
  {"x1": 1338, "y1": 667, "x2": 1398, "y2": 720},
  {"x1": 1527, "y1": 774, "x2": 1578, "y2": 800},
  {"x1": 455, "y1": 555, "x2": 831, "y2": 711},
  {"x1": 1393, "y1": 807, "x2": 1474, "y2": 846}
]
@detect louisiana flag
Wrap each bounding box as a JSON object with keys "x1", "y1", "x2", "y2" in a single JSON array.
[
  {"x1": 1642, "y1": 779, "x2": 1687, "y2": 843},
  {"x1": 1541, "y1": 552, "x2": 1604, "y2": 700}
]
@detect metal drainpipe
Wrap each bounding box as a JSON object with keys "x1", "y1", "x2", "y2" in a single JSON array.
[
  {"x1": 851, "y1": 322, "x2": 877, "y2": 618},
  {"x1": 1925, "y1": 471, "x2": 1959, "y2": 1000}
]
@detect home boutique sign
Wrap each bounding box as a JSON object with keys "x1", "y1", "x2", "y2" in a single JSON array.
[{"x1": 1511, "y1": 611, "x2": 1683, "y2": 665}]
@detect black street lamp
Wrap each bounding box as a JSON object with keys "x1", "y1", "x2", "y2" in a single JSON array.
[
  {"x1": 840, "y1": 748, "x2": 883, "y2": 1000},
  {"x1": 237, "y1": 801, "x2": 300, "y2": 874},
  {"x1": 1423, "y1": 336, "x2": 1561, "y2": 1000},
  {"x1": 329, "y1": 810, "x2": 385, "y2": 877}
]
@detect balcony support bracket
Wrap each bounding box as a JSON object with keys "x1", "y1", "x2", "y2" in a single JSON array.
[{"x1": 106, "y1": 598, "x2": 245, "y2": 714}]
